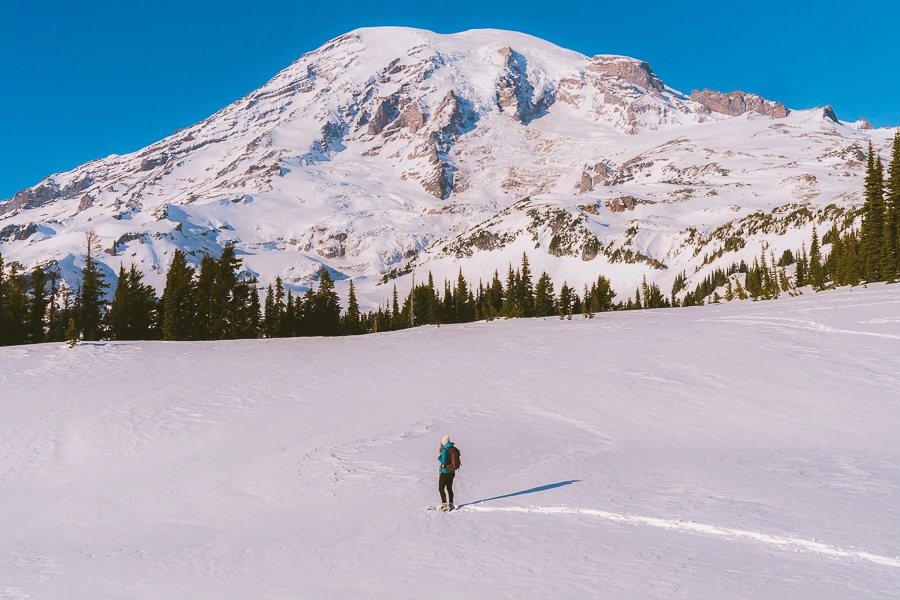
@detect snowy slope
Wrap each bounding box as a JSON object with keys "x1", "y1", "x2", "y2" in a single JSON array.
[
  {"x1": 1, "y1": 286, "x2": 900, "y2": 598},
  {"x1": 0, "y1": 27, "x2": 896, "y2": 307}
]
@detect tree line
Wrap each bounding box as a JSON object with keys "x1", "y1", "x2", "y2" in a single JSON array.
[{"x1": 0, "y1": 131, "x2": 897, "y2": 346}]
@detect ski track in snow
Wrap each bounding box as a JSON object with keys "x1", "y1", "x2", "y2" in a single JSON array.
[
  {"x1": 463, "y1": 505, "x2": 900, "y2": 569},
  {"x1": 702, "y1": 315, "x2": 900, "y2": 340}
]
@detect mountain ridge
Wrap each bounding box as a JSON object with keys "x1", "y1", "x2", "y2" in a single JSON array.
[{"x1": 0, "y1": 27, "x2": 895, "y2": 308}]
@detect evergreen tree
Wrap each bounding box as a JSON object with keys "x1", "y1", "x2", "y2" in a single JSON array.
[
  {"x1": 213, "y1": 243, "x2": 241, "y2": 339},
  {"x1": 808, "y1": 225, "x2": 824, "y2": 290},
  {"x1": 343, "y1": 279, "x2": 362, "y2": 335},
  {"x1": 558, "y1": 282, "x2": 573, "y2": 318},
  {"x1": 312, "y1": 268, "x2": 342, "y2": 336},
  {"x1": 27, "y1": 265, "x2": 48, "y2": 343},
  {"x1": 533, "y1": 271, "x2": 556, "y2": 317},
  {"x1": 860, "y1": 141, "x2": 887, "y2": 281},
  {"x1": 884, "y1": 130, "x2": 900, "y2": 279},
  {"x1": 586, "y1": 275, "x2": 616, "y2": 312},
  {"x1": 194, "y1": 254, "x2": 219, "y2": 340},
  {"x1": 1, "y1": 260, "x2": 28, "y2": 345},
  {"x1": 519, "y1": 253, "x2": 535, "y2": 317},
  {"x1": 391, "y1": 285, "x2": 401, "y2": 330},
  {"x1": 77, "y1": 230, "x2": 109, "y2": 341},
  {"x1": 108, "y1": 264, "x2": 158, "y2": 340},
  {"x1": 454, "y1": 269, "x2": 474, "y2": 323},
  {"x1": 162, "y1": 249, "x2": 197, "y2": 341}
]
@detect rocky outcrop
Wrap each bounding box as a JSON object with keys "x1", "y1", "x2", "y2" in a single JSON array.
[
  {"x1": 496, "y1": 47, "x2": 551, "y2": 123},
  {"x1": 689, "y1": 89, "x2": 788, "y2": 118},
  {"x1": 418, "y1": 90, "x2": 472, "y2": 199},
  {"x1": 0, "y1": 173, "x2": 94, "y2": 216},
  {"x1": 587, "y1": 56, "x2": 666, "y2": 94},
  {"x1": 850, "y1": 118, "x2": 873, "y2": 130},
  {"x1": 0, "y1": 222, "x2": 38, "y2": 242},
  {"x1": 367, "y1": 96, "x2": 398, "y2": 135},
  {"x1": 77, "y1": 193, "x2": 93, "y2": 213},
  {"x1": 138, "y1": 154, "x2": 169, "y2": 172},
  {"x1": 822, "y1": 105, "x2": 839, "y2": 123}
]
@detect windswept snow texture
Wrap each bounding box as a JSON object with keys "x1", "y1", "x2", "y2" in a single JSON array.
[
  {"x1": 0, "y1": 26, "x2": 896, "y2": 308},
  {"x1": 2, "y1": 287, "x2": 900, "y2": 598}
]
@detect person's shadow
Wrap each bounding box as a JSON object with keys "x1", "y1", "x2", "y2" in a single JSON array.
[{"x1": 459, "y1": 480, "x2": 581, "y2": 508}]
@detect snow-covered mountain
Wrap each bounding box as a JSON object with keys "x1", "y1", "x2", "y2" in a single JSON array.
[{"x1": 1, "y1": 27, "x2": 895, "y2": 306}]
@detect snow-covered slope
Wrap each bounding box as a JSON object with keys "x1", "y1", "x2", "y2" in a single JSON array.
[
  {"x1": 2, "y1": 287, "x2": 899, "y2": 598},
  {"x1": 0, "y1": 27, "x2": 895, "y2": 306}
]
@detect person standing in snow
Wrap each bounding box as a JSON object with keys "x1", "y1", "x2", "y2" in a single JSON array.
[{"x1": 438, "y1": 435, "x2": 460, "y2": 511}]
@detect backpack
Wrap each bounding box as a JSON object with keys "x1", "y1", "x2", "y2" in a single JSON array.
[{"x1": 445, "y1": 446, "x2": 461, "y2": 471}]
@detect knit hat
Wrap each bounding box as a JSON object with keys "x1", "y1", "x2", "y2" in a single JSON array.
[{"x1": 441, "y1": 435, "x2": 450, "y2": 445}]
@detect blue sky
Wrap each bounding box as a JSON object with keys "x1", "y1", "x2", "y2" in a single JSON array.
[{"x1": 2, "y1": 0, "x2": 897, "y2": 199}]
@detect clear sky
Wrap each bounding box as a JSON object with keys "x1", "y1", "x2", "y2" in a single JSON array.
[{"x1": 1, "y1": 0, "x2": 897, "y2": 199}]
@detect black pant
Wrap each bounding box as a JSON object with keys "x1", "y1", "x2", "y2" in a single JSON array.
[{"x1": 439, "y1": 472, "x2": 455, "y2": 504}]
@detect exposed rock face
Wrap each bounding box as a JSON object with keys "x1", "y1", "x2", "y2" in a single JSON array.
[
  {"x1": 579, "y1": 171, "x2": 594, "y2": 193},
  {"x1": 496, "y1": 47, "x2": 551, "y2": 123},
  {"x1": 822, "y1": 105, "x2": 839, "y2": 123},
  {"x1": 851, "y1": 118, "x2": 874, "y2": 130},
  {"x1": 0, "y1": 222, "x2": 38, "y2": 242},
  {"x1": 0, "y1": 173, "x2": 94, "y2": 216},
  {"x1": 417, "y1": 90, "x2": 471, "y2": 199},
  {"x1": 77, "y1": 193, "x2": 93, "y2": 213},
  {"x1": 367, "y1": 97, "x2": 398, "y2": 135},
  {"x1": 587, "y1": 56, "x2": 667, "y2": 94},
  {"x1": 689, "y1": 89, "x2": 788, "y2": 118},
  {"x1": 138, "y1": 155, "x2": 168, "y2": 172}
]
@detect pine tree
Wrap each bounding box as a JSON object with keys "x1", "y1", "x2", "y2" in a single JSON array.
[
  {"x1": 77, "y1": 230, "x2": 109, "y2": 341},
  {"x1": 808, "y1": 225, "x2": 824, "y2": 290},
  {"x1": 313, "y1": 267, "x2": 342, "y2": 336},
  {"x1": 27, "y1": 265, "x2": 48, "y2": 343},
  {"x1": 454, "y1": 269, "x2": 474, "y2": 323},
  {"x1": 263, "y1": 283, "x2": 276, "y2": 337},
  {"x1": 519, "y1": 253, "x2": 535, "y2": 317},
  {"x1": 343, "y1": 279, "x2": 362, "y2": 335},
  {"x1": 213, "y1": 243, "x2": 241, "y2": 339},
  {"x1": 391, "y1": 285, "x2": 401, "y2": 330},
  {"x1": 558, "y1": 282, "x2": 572, "y2": 318},
  {"x1": 1, "y1": 261, "x2": 28, "y2": 345},
  {"x1": 0, "y1": 253, "x2": 7, "y2": 345},
  {"x1": 108, "y1": 264, "x2": 158, "y2": 340},
  {"x1": 861, "y1": 141, "x2": 887, "y2": 281},
  {"x1": 162, "y1": 249, "x2": 197, "y2": 341},
  {"x1": 533, "y1": 271, "x2": 556, "y2": 317},
  {"x1": 884, "y1": 130, "x2": 900, "y2": 279}
]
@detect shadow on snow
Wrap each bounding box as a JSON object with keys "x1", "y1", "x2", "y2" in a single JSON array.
[{"x1": 459, "y1": 480, "x2": 581, "y2": 508}]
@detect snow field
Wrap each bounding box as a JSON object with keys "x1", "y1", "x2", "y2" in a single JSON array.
[{"x1": 1, "y1": 286, "x2": 900, "y2": 598}]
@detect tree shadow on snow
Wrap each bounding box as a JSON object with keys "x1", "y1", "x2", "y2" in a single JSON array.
[{"x1": 459, "y1": 480, "x2": 581, "y2": 508}]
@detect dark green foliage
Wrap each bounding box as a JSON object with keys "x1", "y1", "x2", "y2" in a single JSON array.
[
  {"x1": 584, "y1": 275, "x2": 616, "y2": 313},
  {"x1": 0, "y1": 258, "x2": 28, "y2": 345},
  {"x1": 27, "y1": 266, "x2": 48, "y2": 344},
  {"x1": 777, "y1": 249, "x2": 794, "y2": 267},
  {"x1": 107, "y1": 264, "x2": 158, "y2": 340},
  {"x1": 861, "y1": 142, "x2": 886, "y2": 281},
  {"x1": 342, "y1": 279, "x2": 362, "y2": 335},
  {"x1": 808, "y1": 225, "x2": 824, "y2": 290},
  {"x1": 76, "y1": 230, "x2": 109, "y2": 341},
  {"x1": 162, "y1": 249, "x2": 196, "y2": 340},
  {"x1": 533, "y1": 272, "x2": 556, "y2": 317}
]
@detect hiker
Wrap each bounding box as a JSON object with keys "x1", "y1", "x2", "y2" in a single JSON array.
[{"x1": 438, "y1": 434, "x2": 460, "y2": 511}]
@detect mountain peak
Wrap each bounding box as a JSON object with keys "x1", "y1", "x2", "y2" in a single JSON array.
[{"x1": 0, "y1": 27, "x2": 889, "y2": 309}]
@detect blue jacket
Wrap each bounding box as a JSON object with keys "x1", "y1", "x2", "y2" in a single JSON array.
[{"x1": 439, "y1": 442, "x2": 455, "y2": 473}]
